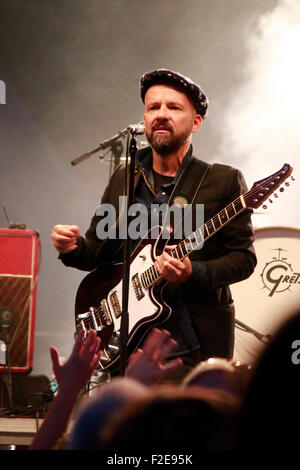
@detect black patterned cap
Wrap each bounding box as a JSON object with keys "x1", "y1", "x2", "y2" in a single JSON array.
[{"x1": 140, "y1": 68, "x2": 209, "y2": 119}]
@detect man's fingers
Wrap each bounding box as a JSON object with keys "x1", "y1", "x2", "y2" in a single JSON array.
[
  {"x1": 164, "y1": 255, "x2": 184, "y2": 270},
  {"x1": 164, "y1": 245, "x2": 176, "y2": 251},
  {"x1": 51, "y1": 225, "x2": 79, "y2": 254},
  {"x1": 53, "y1": 233, "x2": 75, "y2": 243},
  {"x1": 51, "y1": 225, "x2": 80, "y2": 252},
  {"x1": 156, "y1": 259, "x2": 183, "y2": 279},
  {"x1": 69, "y1": 225, "x2": 80, "y2": 235},
  {"x1": 156, "y1": 252, "x2": 185, "y2": 272},
  {"x1": 52, "y1": 225, "x2": 79, "y2": 237},
  {"x1": 156, "y1": 250, "x2": 192, "y2": 283}
]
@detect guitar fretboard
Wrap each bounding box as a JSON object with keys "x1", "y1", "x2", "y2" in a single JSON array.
[{"x1": 140, "y1": 195, "x2": 245, "y2": 289}]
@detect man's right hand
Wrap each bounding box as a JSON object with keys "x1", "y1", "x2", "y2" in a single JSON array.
[{"x1": 51, "y1": 224, "x2": 80, "y2": 254}]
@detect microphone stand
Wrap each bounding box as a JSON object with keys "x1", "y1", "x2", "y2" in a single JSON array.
[
  {"x1": 0, "y1": 307, "x2": 14, "y2": 410},
  {"x1": 235, "y1": 318, "x2": 272, "y2": 344},
  {"x1": 0, "y1": 342, "x2": 13, "y2": 410},
  {"x1": 5, "y1": 342, "x2": 13, "y2": 410},
  {"x1": 70, "y1": 127, "x2": 129, "y2": 167},
  {"x1": 118, "y1": 129, "x2": 138, "y2": 376},
  {"x1": 109, "y1": 140, "x2": 124, "y2": 175},
  {"x1": 69, "y1": 122, "x2": 144, "y2": 376}
]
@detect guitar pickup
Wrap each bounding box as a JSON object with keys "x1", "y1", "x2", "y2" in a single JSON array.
[
  {"x1": 132, "y1": 273, "x2": 145, "y2": 300},
  {"x1": 110, "y1": 291, "x2": 122, "y2": 319},
  {"x1": 100, "y1": 299, "x2": 113, "y2": 325}
]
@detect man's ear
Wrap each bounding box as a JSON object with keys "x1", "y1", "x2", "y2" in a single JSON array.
[{"x1": 192, "y1": 114, "x2": 202, "y2": 134}]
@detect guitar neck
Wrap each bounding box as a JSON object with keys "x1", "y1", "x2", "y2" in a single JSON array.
[
  {"x1": 141, "y1": 194, "x2": 246, "y2": 289},
  {"x1": 172, "y1": 195, "x2": 246, "y2": 258}
]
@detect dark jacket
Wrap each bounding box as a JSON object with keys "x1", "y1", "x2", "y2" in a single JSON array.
[{"x1": 60, "y1": 147, "x2": 257, "y2": 359}]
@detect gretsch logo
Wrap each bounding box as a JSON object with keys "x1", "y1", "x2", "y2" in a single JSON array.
[{"x1": 261, "y1": 248, "x2": 300, "y2": 297}]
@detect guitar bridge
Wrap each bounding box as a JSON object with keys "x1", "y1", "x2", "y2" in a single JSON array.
[
  {"x1": 77, "y1": 307, "x2": 103, "y2": 332},
  {"x1": 77, "y1": 310, "x2": 92, "y2": 332}
]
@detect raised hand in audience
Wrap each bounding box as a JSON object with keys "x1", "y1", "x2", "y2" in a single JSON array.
[
  {"x1": 125, "y1": 328, "x2": 183, "y2": 385},
  {"x1": 30, "y1": 329, "x2": 101, "y2": 450}
]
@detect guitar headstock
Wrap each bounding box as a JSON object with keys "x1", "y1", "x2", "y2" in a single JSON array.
[{"x1": 244, "y1": 163, "x2": 294, "y2": 209}]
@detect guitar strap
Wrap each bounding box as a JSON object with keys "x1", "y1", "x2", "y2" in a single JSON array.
[
  {"x1": 169, "y1": 156, "x2": 212, "y2": 205},
  {"x1": 162, "y1": 156, "x2": 212, "y2": 234}
]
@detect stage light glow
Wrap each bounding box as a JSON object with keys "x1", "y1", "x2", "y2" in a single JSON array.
[{"x1": 219, "y1": 0, "x2": 300, "y2": 228}]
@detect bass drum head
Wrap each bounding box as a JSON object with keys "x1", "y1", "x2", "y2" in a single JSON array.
[{"x1": 231, "y1": 226, "x2": 300, "y2": 365}]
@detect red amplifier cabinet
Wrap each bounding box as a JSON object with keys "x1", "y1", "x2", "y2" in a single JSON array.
[{"x1": 0, "y1": 228, "x2": 40, "y2": 373}]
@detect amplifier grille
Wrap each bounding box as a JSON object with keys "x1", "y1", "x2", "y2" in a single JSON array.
[{"x1": 0, "y1": 275, "x2": 32, "y2": 369}]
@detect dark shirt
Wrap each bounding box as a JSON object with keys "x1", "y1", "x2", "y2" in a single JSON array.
[{"x1": 152, "y1": 169, "x2": 174, "y2": 194}]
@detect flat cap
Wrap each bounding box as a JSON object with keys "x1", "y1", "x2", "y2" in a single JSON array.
[{"x1": 140, "y1": 68, "x2": 209, "y2": 119}]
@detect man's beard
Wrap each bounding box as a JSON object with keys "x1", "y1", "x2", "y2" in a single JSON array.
[{"x1": 146, "y1": 122, "x2": 192, "y2": 156}]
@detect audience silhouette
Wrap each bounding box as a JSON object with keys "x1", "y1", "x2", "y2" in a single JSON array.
[{"x1": 29, "y1": 310, "x2": 300, "y2": 451}]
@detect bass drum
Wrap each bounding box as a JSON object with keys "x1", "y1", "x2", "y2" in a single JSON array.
[{"x1": 231, "y1": 226, "x2": 300, "y2": 365}]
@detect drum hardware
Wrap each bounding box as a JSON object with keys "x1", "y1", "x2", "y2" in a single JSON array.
[
  {"x1": 232, "y1": 226, "x2": 300, "y2": 364},
  {"x1": 235, "y1": 318, "x2": 272, "y2": 344}
]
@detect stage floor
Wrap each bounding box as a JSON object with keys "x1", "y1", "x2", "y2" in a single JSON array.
[{"x1": 0, "y1": 417, "x2": 40, "y2": 447}]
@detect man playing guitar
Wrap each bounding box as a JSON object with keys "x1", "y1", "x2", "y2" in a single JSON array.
[{"x1": 51, "y1": 69, "x2": 257, "y2": 382}]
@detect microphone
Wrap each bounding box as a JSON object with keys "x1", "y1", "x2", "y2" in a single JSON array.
[{"x1": 127, "y1": 123, "x2": 145, "y2": 135}]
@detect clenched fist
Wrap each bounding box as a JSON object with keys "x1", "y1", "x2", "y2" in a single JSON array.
[{"x1": 51, "y1": 225, "x2": 80, "y2": 254}]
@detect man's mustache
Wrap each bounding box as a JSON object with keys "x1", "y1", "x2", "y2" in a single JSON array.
[{"x1": 151, "y1": 121, "x2": 173, "y2": 132}]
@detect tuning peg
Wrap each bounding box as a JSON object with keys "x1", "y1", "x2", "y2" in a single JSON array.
[
  {"x1": 263, "y1": 204, "x2": 268, "y2": 209},
  {"x1": 274, "y1": 193, "x2": 278, "y2": 198},
  {"x1": 279, "y1": 187, "x2": 284, "y2": 192},
  {"x1": 285, "y1": 182, "x2": 290, "y2": 186},
  {"x1": 269, "y1": 198, "x2": 273, "y2": 203},
  {"x1": 291, "y1": 176, "x2": 295, "y2": 181}
]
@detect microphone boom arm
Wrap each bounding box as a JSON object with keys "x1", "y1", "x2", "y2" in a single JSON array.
[{"x1": 70, "y1": 123, "x2": 144, "y2": 167}]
